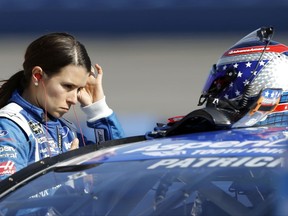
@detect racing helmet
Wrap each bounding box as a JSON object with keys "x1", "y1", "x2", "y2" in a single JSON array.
[{"x1": 198, "y1": 26, "x2": 288, "y2": 127}]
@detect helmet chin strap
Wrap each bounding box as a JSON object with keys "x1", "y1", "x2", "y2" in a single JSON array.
[
  {"x1": 206, "y1": 96, "x2": 241, "y2": 113},
  {"x1": 202, "y1": 96, "x2": 248, "y2": 126},
  {"x1": 200, "y1": 83, "x2": 256, "y2": 124}
]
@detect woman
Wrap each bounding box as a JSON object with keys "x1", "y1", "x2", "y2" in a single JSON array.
[{"x1": 0, "y1": 32, "x2": 124, "y2": 180}]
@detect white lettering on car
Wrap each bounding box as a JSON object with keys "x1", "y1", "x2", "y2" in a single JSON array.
[
  {"x1": 124, "y1": 139, "x2": 286, "y2": 158},
  {"x1": 125, "y1": 140, "x2": 285, "y2": 155},
  {"x1": 147, "y1": 157, "x2": 284, "y2": 169}
]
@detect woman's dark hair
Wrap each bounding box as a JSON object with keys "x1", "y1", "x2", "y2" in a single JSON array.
[{"x1": 0, "y1": 32, "x2": 92, "y2": 108}]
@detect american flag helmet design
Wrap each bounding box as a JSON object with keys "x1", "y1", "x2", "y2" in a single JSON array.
[
  {"x1": 214, "y1": 50, "x2": 288, "y2": 101},
  {"x1": 200, "y1": 27, "x2": 288, "y2": 108}
]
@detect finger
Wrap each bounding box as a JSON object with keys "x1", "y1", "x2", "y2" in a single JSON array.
[
  {"x1": 70, "y1": 138, "x2": 79, "y2": 150},
  {"x1": 89, "y1": 70, "x2": 96, "y2": 78},
  {"x1": 89, "y1": 65, "x2": 96, "y2": 77},
  {"x1": 95, "y1": 64, "x2": 103, "y2": 75},
  {"x1": 91, "y1": 65, "x2": 95, "y2": 73}
]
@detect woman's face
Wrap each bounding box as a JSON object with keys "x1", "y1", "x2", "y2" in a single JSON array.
[{"x1": 36, "y1": 65, "x2": 89, "y2": 119}]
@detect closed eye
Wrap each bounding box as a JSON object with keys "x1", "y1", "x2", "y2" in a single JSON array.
[
  {"x1": 63, "y1": 83, "x2": 84, "y2": 93},
  {"x1": 77, "y1": 87, "x2": 84, "y2": 93},
  {"x1": 63, "y1": 84, "x2": 75, "y2": 91}
]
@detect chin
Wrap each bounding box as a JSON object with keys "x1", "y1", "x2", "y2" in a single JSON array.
[
  {"x1": 51, "y1": 113, "x2": 63, "y2": 119},
  {"x1": 57, "y1": 113, "x2": 65, "y2": 118}
]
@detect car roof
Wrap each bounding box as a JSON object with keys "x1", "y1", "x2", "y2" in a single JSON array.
[
  {"x1": 0, "y1": 126, "x2": 286, "y2": 195},
  {"x1": 58, "y1": 126, "x2": 287, "y2": 166}
]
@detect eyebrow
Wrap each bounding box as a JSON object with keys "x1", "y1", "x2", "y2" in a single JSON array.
[{"x1": 62, "y1": 81, "x2": 84, "y2": 89}]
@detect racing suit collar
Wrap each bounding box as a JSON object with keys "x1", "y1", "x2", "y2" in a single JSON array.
[{"x1": 9, "y1": 90, "x2": 50, "y2": 122}]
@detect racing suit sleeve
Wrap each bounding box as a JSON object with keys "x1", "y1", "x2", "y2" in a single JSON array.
[
  {"x1": 80, "y1": 96, "x2": 125, "y2": 145},
  {"x1": 0, "y1": 118, "x2": 31, "y2": 180}
]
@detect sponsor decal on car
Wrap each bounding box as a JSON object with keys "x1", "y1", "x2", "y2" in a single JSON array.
[
  {"x1": 124, "y1": 139, "x2": 285, "y2": 157},
  {"x1": 147, "y1": 157, "x2": 283, "y2": 169}
]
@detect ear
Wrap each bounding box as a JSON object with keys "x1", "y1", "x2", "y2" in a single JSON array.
[
  {"x1": 32, "y1": 66, "x2": 43, "y2": 81},
  {"x1": 34, "y1": 73, "x2": 42, "y2": 81}
]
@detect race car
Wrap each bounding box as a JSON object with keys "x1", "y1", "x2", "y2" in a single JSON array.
[{"x1": 0, "y1": 124, "x2": 286, "y2": 216}]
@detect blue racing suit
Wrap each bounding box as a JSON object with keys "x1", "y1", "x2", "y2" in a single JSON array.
[{"x1": 0, "y1": 90, "x2": 124, "y2": 180}]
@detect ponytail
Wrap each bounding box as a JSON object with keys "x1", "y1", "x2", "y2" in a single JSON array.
[{"x1": 0, "y1": 70, "x2": 25, "y2": 108}]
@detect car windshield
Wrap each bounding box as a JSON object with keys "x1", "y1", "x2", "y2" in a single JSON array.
[{"x1": 0, "y1": 158, "x2": 282, "y2": 216}]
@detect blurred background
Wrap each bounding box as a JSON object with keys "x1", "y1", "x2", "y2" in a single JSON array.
[{"x1": 0, "y1": 0, "x2": 288, "y2": 136}]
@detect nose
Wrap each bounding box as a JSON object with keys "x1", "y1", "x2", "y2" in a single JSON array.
[{"x1": 67, "y1": 90, "x2": 78, "y2": 105}]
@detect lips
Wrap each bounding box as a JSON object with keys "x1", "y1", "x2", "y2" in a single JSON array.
[{"x1": 60, "y1": 107, "x2": 69, "y2": 113}]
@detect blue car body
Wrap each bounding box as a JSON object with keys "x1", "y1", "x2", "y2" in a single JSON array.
[{"x1": 0, "y1": 126, "x2": 287, "y2": 216}]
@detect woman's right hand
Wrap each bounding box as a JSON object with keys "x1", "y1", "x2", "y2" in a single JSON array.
[{"x1": 77, "y1": 64, "x2": 105, "y2": 107}]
